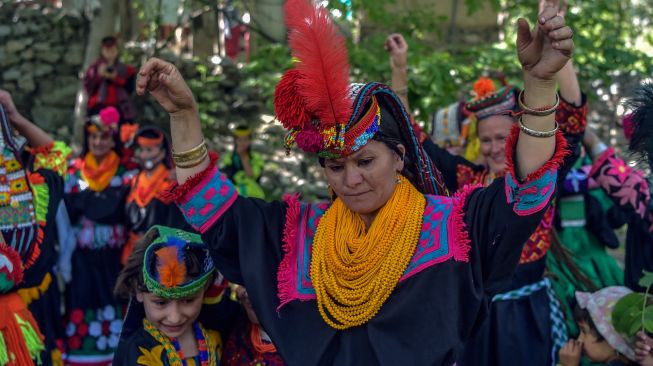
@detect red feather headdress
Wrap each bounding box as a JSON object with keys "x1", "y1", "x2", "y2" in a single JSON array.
[{"x1": 275, "y1": 0, "x2": 354, "y2": 156}]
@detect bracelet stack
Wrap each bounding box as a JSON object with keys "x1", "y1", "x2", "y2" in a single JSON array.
[
  {"x1": 517, "y1": 90, "x2": 560, "y2": 116},
  {"x1": 517, "y1": 90, "x2": 560, "y2": 138},
  {"x1": 518, "y1": 118, "x2": 559, "y2": 138},
  {"x1": 172, "y1": 139, "x2": 209, "y2": 168}
]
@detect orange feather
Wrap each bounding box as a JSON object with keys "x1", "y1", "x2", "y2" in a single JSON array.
[{"x1": 155, "y1": 246, "x2": 187, "y2": 288}]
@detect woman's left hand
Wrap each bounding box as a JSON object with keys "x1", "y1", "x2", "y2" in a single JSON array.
[{"x1": 517, "y1": 0, "x2": 574, "y2": 81}]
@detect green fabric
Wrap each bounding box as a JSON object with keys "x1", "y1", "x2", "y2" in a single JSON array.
[
  {"x1": 16, "y1": 314, "x2": 44, "y2": 365},
  {"x1": 31, "y1": 180, "x2": 49, "y2": 224},
  {"x1": 0, "y1": 273, "x2": 13, "y2": 293},
  {"x1": 548, "y1": 189, "x2": 624, "y2": 337},
  {"x1": 0, "y1": 331, "x2": 7, "y2": 366},
  {"x1": 221, "y1": 152, "x2": 266, "y2": 199}
]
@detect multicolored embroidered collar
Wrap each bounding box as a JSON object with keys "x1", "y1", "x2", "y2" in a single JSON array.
[{"x1": 142, "y1": 226, "x2": 215, "y2": 299}]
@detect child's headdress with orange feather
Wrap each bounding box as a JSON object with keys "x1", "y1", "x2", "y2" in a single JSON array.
[{"x1": 142, "y1": 226, "x2": 214, "y2": 299}]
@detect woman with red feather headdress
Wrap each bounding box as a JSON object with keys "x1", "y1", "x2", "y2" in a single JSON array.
[{"x1": 134, "y1": 0, "x2": 574, "y2": 364}]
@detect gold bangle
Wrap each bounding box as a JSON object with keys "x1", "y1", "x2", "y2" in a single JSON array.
[
  {"x1": 173, "y1": 146, "x2": 208, "y2": 166},
  {"x1": 174, "y1": 150, "x2": 208, "y2": 168},
  {"x1": 519, "y1": 117, "x2": 559, "y2": 138},
  {"x1": 518, "y1": 90, "x2": 560, "y2": 117},
  {"x1": 172, "y1": 139, "x2": 207, "y2": 160}
]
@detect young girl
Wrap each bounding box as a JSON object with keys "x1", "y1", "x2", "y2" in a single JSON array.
[
  {"x1": 113, "y1": 225, "x2": 222, "y2": 365},
  {"x1": 559, "y1": 287, "x2": 642, "y2": 366}
]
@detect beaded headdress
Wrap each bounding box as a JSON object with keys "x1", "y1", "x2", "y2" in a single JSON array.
[
  {"x1": 274, "y1": 0, "x2": 446, "y2": 195},
  {"x1": 465, "y1": 77, "x2": 519, "y2": 121},
  {"x1": 142, "y1": 226, "x2": 215, "y2": 299},
  {"x1": 0, "y1": 106, "x2": 41, "y2": 292}
]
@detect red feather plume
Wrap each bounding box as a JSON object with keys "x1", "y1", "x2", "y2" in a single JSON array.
[{"x1": 284, "y1": 0, "x2": 352, "y2": 127}]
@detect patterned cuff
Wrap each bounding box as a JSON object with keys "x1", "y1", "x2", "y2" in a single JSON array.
[
  {"x1": 173, "y1": 152, "x2": 238, "y2": 233},
  {"x1": 504, "y1": 124, "x2": 568, "y2": 216},
  {"x1": 590, "y1": 147, "x2": 650, "y2": 219},
  {"x1": 556, "y1": 92, "x2": 587, "y2": 135},
  {"x1": 28, "y1": 141, "x2": 72, "y2": 177}
]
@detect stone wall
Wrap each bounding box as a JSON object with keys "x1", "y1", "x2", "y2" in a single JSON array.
[{"x1": 0, "y1": 5, "x2": 87, "y2": 138}]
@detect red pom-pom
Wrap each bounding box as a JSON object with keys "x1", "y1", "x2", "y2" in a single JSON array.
[
  {"x1": 295, "y1": 125, "x2": 324, "y2": 153},
  {"x1": 0, "y1": 243, "x2": 24, "y2": 288},
  {"x1": 275, "y1": 69, "x2": 312, "y2": 129}
]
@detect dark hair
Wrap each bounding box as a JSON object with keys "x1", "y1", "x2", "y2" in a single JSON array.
[
  {"x1": 101, "y1": 36, "x2": 117, "y2": 47},
  {"x1": 114, "y1": 228, "x2": 207, "y2": 299},
  {"x1": 573, "y1": 303, "x2": 605, "y2": 342}
]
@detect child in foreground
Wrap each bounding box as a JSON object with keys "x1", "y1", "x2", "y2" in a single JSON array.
[{"x1": 112, "y1": 225, "x2": 222, "y2": 365}]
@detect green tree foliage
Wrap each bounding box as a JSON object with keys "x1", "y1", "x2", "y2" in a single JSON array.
[{"x1": 313, "y1": 0, "x2": 653, "y2": 129}]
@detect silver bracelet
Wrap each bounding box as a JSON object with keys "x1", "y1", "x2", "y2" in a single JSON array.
[{"x1": 518, "y1": 117, "x2": 559, "y2": 138}]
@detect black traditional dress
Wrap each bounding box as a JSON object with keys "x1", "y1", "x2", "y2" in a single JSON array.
[
  {"x1": 169, "y1": 125, "x2": 566, "y2": 365},
  {"x1": 425, "y1": 95, "x2": 586, "y2": 366},
  {"x1": 113, "y1": 320, "x2": 222, "y2": 366},
  {"x1": 62, "y1": 154, "x2": 133, "y2": 366},
  {"x1": 587, "y1": 147, "x2": 653, "y2": 291}
]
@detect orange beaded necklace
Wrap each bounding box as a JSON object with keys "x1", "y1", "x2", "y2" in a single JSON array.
[{"x1": 310, "y1": 175, "x2": 425, "y2": 329}]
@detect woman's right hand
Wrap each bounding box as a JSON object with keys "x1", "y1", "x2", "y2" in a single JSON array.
[{"x1": 136, "y1": 58, "x2": 196, "y2": 115}]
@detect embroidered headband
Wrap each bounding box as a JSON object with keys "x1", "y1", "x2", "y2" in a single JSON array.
[
  {"x1": 233, "y1": 125, "x2": 253, "y2": 138},
  {"x1": 142, "y1": 226, "x2": 215, "y2": 299}
]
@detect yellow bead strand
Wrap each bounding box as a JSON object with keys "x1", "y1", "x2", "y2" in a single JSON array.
[{"x1": 310, "y1": 175, "x2": 426, "y2": 329}]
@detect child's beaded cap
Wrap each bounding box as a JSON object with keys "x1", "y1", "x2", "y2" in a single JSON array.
[
  {"x1": 0, "y1": 105, "x2": 41, "y2": 292},
  {"x1": 142, "y1": 225, "x2": 215, "y2": 299}
]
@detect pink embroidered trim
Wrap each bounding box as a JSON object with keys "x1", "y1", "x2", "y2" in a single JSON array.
[
  {"x1": 164, "y1": 151, "x2": 220, "y2": 202},
  {"x1": 277, "y1": 193, "x2": 302, "y2": 311},
  {"x1": 197, "y1": 193, "x2": 238, "y2": 234},
  {"x1": 451, "y1": 184, "x2": 482, "y2": 262}
]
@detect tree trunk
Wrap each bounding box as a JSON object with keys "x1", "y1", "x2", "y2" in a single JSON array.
[
  {"x1": 192, "y1": 5, "x2": 218, "y2": 62},
  {"x1": 72, "y1": 0, "x2": 118, "y2": 146},
  {"x1": 249, "y1": 0, "x2": 285, "y2": 54}
]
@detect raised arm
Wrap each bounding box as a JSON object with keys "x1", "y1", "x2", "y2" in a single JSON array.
[
  {"x1": 386, "y1": 33, "x2": 411, "y2": 114},
  {"x1": 136, "y1": 58, "x2": 208, "y2": 184},
  {"x1": 0, "y1": 89, "x2": 54, "y2": 148},
  {"x1": 514, "y1": 0, "x2": 573, "y2": 178}
]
